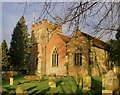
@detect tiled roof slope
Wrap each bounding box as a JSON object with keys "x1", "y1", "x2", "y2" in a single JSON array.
[
  {"x1": 57, "y1": 33, "x2": 71, "y2": 43},
  {"x1": 81, "y1": 32, "x2": 108, "y2": 50},
  {"x1": 57, "y1": 32, "x2": 108, "y2": 50}
]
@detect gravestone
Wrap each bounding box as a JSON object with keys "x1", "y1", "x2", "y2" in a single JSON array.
[
  {"x1": 10, "y1": 77, "x2": 13, "y2": 85},
  {"x1": 16, "y1": 86, "x2": 28, "y2": 95},
  {"x1": 103, "y1": 70, "x2": 119, "y2": 91},
  {"x1": 48, "y1": 75, "x2": 56, "y2": 88},
  {"x1": 79, "y1": 78, "x2": 83, "y2": 88},
  {"x1": 82, "y1": 75, "x2": 91, "y2": 91},
  {"x1": 102, "y1": 90, "x2": 113, "y2": 95}
]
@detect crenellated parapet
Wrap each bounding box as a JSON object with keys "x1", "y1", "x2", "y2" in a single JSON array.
[{"x1": 31, "y1": 19, "x2": 62, "y2": 33}]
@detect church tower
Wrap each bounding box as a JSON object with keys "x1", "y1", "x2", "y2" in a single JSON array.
[{"x1": 30, "y1": 19, "x2": 62, "y2": 77}]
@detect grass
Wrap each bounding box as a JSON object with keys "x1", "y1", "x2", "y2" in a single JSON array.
[
  {"x1": 2, "y1": 74, "x2": 102, "y2": 94},
  {"x1": 2, "y1": 74, "x2": 25, "y2": 95},
  {"x1": 2, "y1": 75, "x2": 9, "y2": 87}
]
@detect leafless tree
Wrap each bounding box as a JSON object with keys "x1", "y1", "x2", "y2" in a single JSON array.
[{"x1": 21, "y1": 1, "x2": 120, "y2": 39}]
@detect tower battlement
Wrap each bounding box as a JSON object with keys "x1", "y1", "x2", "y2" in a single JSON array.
[{"x1": 32, "y1": 19, "x2": 62, "y2": 33}]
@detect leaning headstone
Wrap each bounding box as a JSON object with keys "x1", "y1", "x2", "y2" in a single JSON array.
[
  {"x1": 10, "y1": 77, "x2": 13, "y2": 85},
  {"x1": 48, "y1": 75, "x2": 56, "y2": 88},
  {"x1": 104, "y1": 70, "x2": 119, "y2": 91},
  {"x1": 16, "y1": 86, "x2": 28, "y2": 95},
  {"x1": 82, "y1": 75, "x2": 91, "y2": 91}
]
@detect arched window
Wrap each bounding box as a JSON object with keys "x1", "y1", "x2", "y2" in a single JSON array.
[
  {"x1": 74, "y1": 48, "x2": 82, "y2": 66},
  {"x1": 52, "y1": 48, "x2": 58, "y2": 67}
]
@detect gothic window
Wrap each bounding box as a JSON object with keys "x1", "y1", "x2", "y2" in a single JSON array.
[
  {"x1": 74, "y1": 48, "x2": 82, "y2": 66},
  {"x1": 52, "y1": 48, "x2": 58, "y2": 67}
]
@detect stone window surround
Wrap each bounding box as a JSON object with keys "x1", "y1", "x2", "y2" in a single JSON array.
[
  {"x1": 73, "y1": 47, "x2": 82, "y2": 66},
  {"x1": 51, "y1": 46, "x2": 59, "y2": 67}
]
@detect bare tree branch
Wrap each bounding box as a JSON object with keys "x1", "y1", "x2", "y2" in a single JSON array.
[{"x1": 21, "y1": 1, "x2": 120, "y2": 39}]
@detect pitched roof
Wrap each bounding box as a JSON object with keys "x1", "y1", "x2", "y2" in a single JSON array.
[
  {"x1": 57, "y1": 33, "x2": 70, "y2": 43},
  {"x1": 56, "y1": 31, "x2": 108, "y2": 50},
  {"x1": 81, "y1": 32, "x2": 108, "y2": 50}
]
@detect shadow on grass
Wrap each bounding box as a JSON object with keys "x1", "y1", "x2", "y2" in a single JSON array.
[
  {"x1": 56, "y1": 79, "x2": 62, "y2": 87},
  {"x1": 91, "y1": 77, "x2": 102, "y2": 95},
  {"x1": 34, "y1": 87, "x2": 50, "y2": 95},
  {"x1": 26, "y1": 86, "x2": 37, "y2": 91}
]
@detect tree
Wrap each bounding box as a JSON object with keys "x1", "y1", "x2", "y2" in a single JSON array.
[
  {"x1": 1, "y1": 40, "x2": 10, "y2": 70},
  {"x1": 10, "y1": 16, "x2": 30, "y2": 71},
  {"x1": 108, "y1": 26, "x2": 120, "y2": 66},
  {"x1": 21, "y1": 2, "x2": 119, "y2": 39}
]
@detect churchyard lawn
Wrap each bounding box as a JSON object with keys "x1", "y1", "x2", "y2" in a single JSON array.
[{"x1": 2, "y1": 74, "x2": 102, "y2": 95}]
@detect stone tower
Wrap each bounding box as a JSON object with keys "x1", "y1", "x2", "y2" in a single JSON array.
[{"x1": 31, "y1": 19, "x2": 62, "y2": 77}]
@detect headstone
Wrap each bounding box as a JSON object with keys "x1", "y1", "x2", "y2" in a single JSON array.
[
  {"x1": 16, "y1": 86, "x2": 28, "y2": 95},
  {"x1": 102, "y1": 90, "x2": 113, "y2": 95},
  {"x1": 48, "y1": 76, "x2": 56, "y2": 88},
  {"x1": 79, "y1": 78, "x2": 83, "y2": 88},
  {"x1": 82, "y1": 75, "x2": 91, "y2": 91},
  {"x1": 10, "y1": 77, "x2": 13, "y2": 85},
  {"x1": 104, "y1": 70, "x2": 119, "y2": 91}
]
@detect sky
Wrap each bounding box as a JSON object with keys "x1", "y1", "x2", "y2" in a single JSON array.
[
  {"x1": 1, "y1": 1, "x2": 118, "y2": 48},
  {"x1": 2, "y1": 2, "x2": 37, "y2": 47},
  {"x1": 1, "y1": 2, "x2": 73, "y2": 47}
]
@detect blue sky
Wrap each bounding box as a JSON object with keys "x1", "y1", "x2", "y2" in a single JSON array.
[
  {"x1": 2, "y1": 3, "x2": 34, "y2": 46},
  {"x1": 2, "y1": 2, "x2": 26, "y2": 47},
  {"x1": 1, "y1": 2, "x2": 117, "y2": 47},
  {"x1": 1, "y1": 2, "x2": 70, "y2": 47},
  {"x1": 2, "y1": 2, "x2": 47, "y2": 47}
]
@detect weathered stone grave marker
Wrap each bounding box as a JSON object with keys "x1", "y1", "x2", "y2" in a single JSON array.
[
  {"x1": 79, "y1": 78, "x2": 83, "y2": 88},
  {"x1": 82, "y1": 75, "x2": 91, "y2": 91},
  {"x1": 48, "y1": 74, "x2": 56, "y2": 88},
  {"x1": 16, "y1": 86, "x2": 28, "y2": 95},
  {"x1": 10, "y1": 77, "x2": 13, "y2": 85},
  {"x1": 102, "y1": 70, "x2": 119, "y2": 95}
]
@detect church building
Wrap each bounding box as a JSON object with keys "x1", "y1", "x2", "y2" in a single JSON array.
[{"x1": 30, "y1": 19, "x2": 109, "y2": 77}]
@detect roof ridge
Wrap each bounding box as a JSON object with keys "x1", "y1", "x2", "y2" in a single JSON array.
[{"x1": 56, "y1": 33, "x2": 70, "y2": 43}]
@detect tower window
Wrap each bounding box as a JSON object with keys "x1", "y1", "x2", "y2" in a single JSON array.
[
  {"x1": 74, "y1": 48, "x2": 82, "y2": 66},
  {"x1": 52, "y1": 48, "x2": 58, "y2": 67}
]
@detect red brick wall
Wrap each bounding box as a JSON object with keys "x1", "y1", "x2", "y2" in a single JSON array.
[{"x1": 46, "y1": 33, "x2": 67, "y2": 75}]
